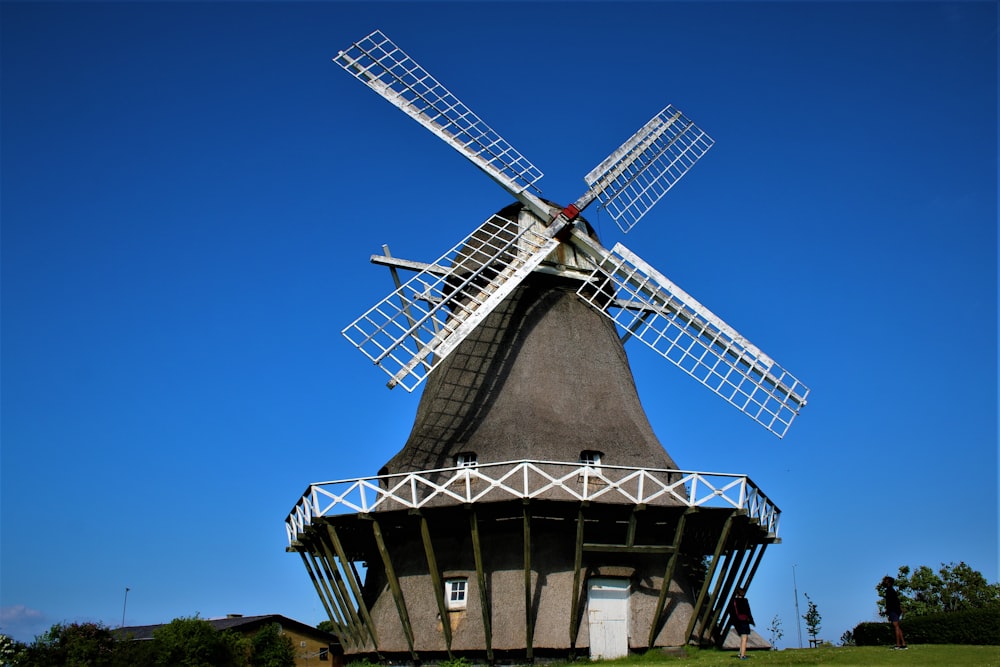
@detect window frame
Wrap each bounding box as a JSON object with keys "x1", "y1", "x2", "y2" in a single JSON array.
[
  {"x1": 444, "y1": 577, "x2": 469, "y2": 610},
  {"x1": 454, "y1": 452, "x2": 478, "y2": 468}
]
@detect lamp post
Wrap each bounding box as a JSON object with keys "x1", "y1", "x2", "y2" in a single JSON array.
[
  {"x1": 121, "y1": 587, "x2": 130, "y2": 628},
  {"x1": 792, "y1": 566, "x2": 802, "y2": 648}
]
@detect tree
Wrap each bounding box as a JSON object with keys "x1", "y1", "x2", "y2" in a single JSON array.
[
  {"x1": 316, "y1": 620, "x2": 337, "y2": 635},
  {"x1": 249, "y1": 623, "x2": 295, "y2": 667},
  {"x1": 151, "y1": 616, "x2": 248, "y2": 667},
  {"x1": 802, "y1": 593, "x2": 822, "y2": 641},
  {"x1": 17, "y1": 622, "x2": 116, "y2": 667},
  {"x1": 766, "y1": 613, "x2": 783, "y2": 649},
  {"x1": 878, "y1": 562, "x2": 1000, "y2": 617},
  {"x1": 0, "y1": 633, "x2": 25, "y2": 666}
]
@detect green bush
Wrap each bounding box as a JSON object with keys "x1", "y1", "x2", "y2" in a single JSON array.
[{"x1": 854, "y1": 607, "x2": 1000, "y2": 645}]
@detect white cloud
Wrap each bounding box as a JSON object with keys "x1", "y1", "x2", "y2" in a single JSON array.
[{"x1": 0, "y1": 605, "x2": 48, "y2": 643}]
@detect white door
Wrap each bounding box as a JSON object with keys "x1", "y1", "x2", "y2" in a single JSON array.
[{"x1": 588, "y1": 578, "x2": 629, "y2": 660}]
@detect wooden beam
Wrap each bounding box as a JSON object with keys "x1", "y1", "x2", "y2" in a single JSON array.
[
  {"x1": 704, "y1": 538, "x2": 749, "y2": 643},
  {"x1": 468, "y1": 508, "x2": 494, "y2": 662},
  {"x1": 315, "y1": 533, "x2": 368, "y2": 650},
  {"x1": 326, "y1": 524, "x2": 380, "y2": 649},
  {"x1": 419, "y1": 513, "x2": 453, "y2": 658},
  {"x1": 625, "y1": 504, "x2": 645, "y2": 547},
  {"x1": 370, "y1": 518, "x2": 418, "y2": 661},
  {"x1": 299, "y1": 550, "x2": 344, "y2": 641},
  {"x1": 582, "y1": 543, "x2": 676, "y2": 554},
  {"x1": 307, "y1": 545, "x2": 359, "y2": 649},
  {"x1": 569, "y1": 504, "x2": 586, "y2": 651},
  {"x1": 713, "y1": 538, "x2": 754, "y2": 636},
  {"x1": 718, "y1": 542, "x2": 768, "y2": 637},
  {"x1": 648, "y1": 508, "x2": 692, "y2": 647},
  {"x1": 523, "y1": 501, "x2": 534, "y2": 661},
  {"x1": 685, "y1": 511, "x2": 736, "y2": 644},
  {"x1": 370, "y1": 253, "x2": 445, "y2": 275}
]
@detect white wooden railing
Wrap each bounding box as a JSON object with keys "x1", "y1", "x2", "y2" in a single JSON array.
[{"x1": 285, "y1": 460, "x2": 780, "y2": 545}]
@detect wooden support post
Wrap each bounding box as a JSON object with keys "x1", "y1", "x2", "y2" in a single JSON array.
[
  {"x1": 299, "y1": 550, "x2": 344, "y2": 640},
  {"x1": 523, "y1": 501, "x2": 534, "y2": 661},
  {"x1": 316, "y1": 535, "x2": 368, "y2": 649},
  {"x1": 719, "y1": 542, "x2": 768, "y2": 636},
  {"x1": 698, "y1": 533, "x2": 744, "y2": 644},
  {"x1": 468, "y1": 508, "x2": 494, "y2": 662},
  {"x1": 685, "y1": 511, "x2": 736, "y2": 644},
  {"x1": 371, "y1": 518, "x2": 418, "y2": 661},
  {"x1": 419, "y1": 513, "x2": 454, "y2": 658},
  {"x1": 569, "y1": 504, "x2": 586, "y2": 651},
  {"x1": 625, "y1": 504, "x2": 644, "y2": 547},
  {"x1": 739, "y1": 543, "x2": 768, "y2": 595},
  {"x1": 327, "y1": 524, "x2": 380, "y2": 649},
  {"x1": 705, "y1": 538, "x2": 749, "y2": 643},
  {"x1": 648, "y1": 508, "x2": 692, "y2": 647},
  {"x1": 715, "y1": 540, "x2": 756, "y2": 634},
  {"x1": 307, "y1": 547, "x2": 359, "y2": 649}
]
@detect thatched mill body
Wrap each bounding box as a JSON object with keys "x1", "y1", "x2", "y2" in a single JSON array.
[{"x1": 286, "y1": 31, "x2": 809, "y2": 662}]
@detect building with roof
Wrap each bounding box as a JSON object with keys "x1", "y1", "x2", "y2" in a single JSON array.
[{"x1": 119, "y1": 613, "x2": 341, "y2": 666}]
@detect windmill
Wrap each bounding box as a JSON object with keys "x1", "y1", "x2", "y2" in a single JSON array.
[{"x1": 286, "y1": 30, "x2": 809, "y2": 662}]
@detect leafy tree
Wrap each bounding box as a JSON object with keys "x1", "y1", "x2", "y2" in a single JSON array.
[
  {"x1": 878, "y1": 562, "x2": 1000, "y2": 617},
  {"x1": 249, "y1": 623, "x2": 295, "y2": 667},
  {"x1": 802, "y1": 593, "x2": 822, "y2": 640},
  {"x1": 17, "y1": 622, "x2": 116, "y2": 667},
  {"x1": 766, "y1": 613, "x2": 783, "y2": 649},
  {"x1": 316, "y1": 619, "x2": 338, "y2": 635},
  {"x1": 1, "y1": 633, "x2": 25, "y2": 666},
  {"x1": 151, "y1": 616, "x2": 248, "y2": 667},
  {"x1": 840, "y1": 629, "x2": 855, "y2": 646}
]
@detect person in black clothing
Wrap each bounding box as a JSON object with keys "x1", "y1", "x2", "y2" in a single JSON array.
[
  {"x1": 730, "y1": 587, "x2": 755, "y2": 659},
  {"x1": 881, "y1": 576, "x2": 907, "y2": 649}
]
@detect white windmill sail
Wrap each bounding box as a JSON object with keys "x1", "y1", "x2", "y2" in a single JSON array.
[
  {"x1": 335, "y1": 29, "x2": 809, "y2": 436},
  {"x1": 336, "y1": 30, "x2": 551, "y2": 220},
  {"x1": 343, "y1": 213, "x2": 560, "y2": 391},
  {"x1": 574, "y1": 240, "x2": 809, "y2": 437},
  {"x1": 582, "y1": 106, "x2": 714, "y2": 233}
]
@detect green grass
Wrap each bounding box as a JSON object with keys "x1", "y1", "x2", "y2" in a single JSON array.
[{"x1": 595, "y1": 645, "x2": 1000, "y2": 666}]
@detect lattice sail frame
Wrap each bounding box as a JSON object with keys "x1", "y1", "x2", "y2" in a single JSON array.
[
  {"x1": 334, "y1": 29, "x2": 809, "y2": 435},
  {"x1": 342, "y1": 213, "x2": 560, "y2": 391},
  {"x1": 336, "y1": 30, "x2": 544, "y2": 197},
  {"x1": 584, "y1": 106, "x2": 715, "y2": 233},
  {"x1": 576, "y1": 243, "x2": 809, "y2": 437}
]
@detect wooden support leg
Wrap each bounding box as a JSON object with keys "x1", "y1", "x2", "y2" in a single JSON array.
[
  {"x1": 468, "y1": 508, "x2": 494, "y2": 663},
  {"x1": 685, "y1": 511, "x2": 736, "y2": 644},
  {"x1": 419, "y1": 513, "x2": 454, "y2": 658},
  {"x1": 299, "y1": 550, "x2": 345, "y2": 641},
  {"x1": 704, "y1": 537, "x2": 749, "y2": 643},
  {"x1": 523, "y1": 501, "x2": 533, "y2": 662},
  {"x1": 569, "y1": 504, "x2": 586, "y2": 651},
  {"x1": 648, "y1": 508, "x2": 692, "y2": 647},
  {"x1": 315, "y1": 533, "x2": 369, "y2": 650},
  {"x1": 370, "y1": 518, "x2": 419, "y2": 661},
  {"x1": 326, "y1": 524, "x2": 380, "y2": 650}
]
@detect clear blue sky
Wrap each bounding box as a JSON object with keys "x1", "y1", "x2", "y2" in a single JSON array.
[{"x1": 2, "y1": 0, "x2": 996, "y2": 648}]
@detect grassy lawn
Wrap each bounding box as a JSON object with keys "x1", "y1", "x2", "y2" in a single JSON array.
[{"x1": 598, "y1": 644, "x2": 1000, "y2": 666}]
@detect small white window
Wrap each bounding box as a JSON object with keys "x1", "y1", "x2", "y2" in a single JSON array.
[
  {"x1": 580, "y1": 450, "x2": 602, "y2": 466},
  {"x1": 455, "y1": 452, "x2": 477, "y2": 467},
  {"x1": 445, "y1": 578, "x2": 468, "y2": 610}
]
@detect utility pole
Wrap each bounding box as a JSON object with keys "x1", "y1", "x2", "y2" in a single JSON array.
[
  {"x1": 792, "y1": 565, "x2": 803, "y2": 648},
  {"x1": 121, "y1": 587, "x2": 130, "y2": 628}
]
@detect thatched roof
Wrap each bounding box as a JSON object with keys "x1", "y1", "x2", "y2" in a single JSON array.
[{"x1": 382, "y1": 204, "x2": 677, "y2": 475}]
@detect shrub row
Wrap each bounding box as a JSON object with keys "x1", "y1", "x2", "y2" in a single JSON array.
[{"x1": 854, "y1": 608, "x2": 1000, "y2": 646}]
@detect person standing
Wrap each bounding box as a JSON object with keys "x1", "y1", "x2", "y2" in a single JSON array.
[
  {"x1": 730, "y1": 587, "x2": 756, "y2": 659},
  {"x1": 881, "y1": 576, "x2": 908, "y2": 650}
]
